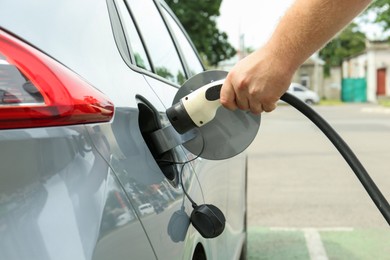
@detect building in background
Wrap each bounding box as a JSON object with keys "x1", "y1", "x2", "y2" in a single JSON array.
[
  {"x1": 218, "y1": 39, "x2": 390, "y2": 103},
  {"x1": 291, "y1": 54, "x2": 325, "y2": 98},
  {"x1": 342, "y1": 40, "x2": 390, "y2": 103}
]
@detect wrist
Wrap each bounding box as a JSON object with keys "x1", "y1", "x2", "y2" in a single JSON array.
[{"x1": 258, "y1": 41, "x2": 299, "y2": 82}]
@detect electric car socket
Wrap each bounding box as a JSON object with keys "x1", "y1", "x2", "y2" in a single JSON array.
[
  {"x1": 165, "y1": 70, "x2": 260, "y2": 160},
  {"x1": 166, "y1": 79, "x2": 225, "y2": 134}
]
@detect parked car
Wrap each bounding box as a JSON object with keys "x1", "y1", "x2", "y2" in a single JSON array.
[
  {"x1": 0, "y1": 0, "x2": 247, "y2": 260},
  {"x1": 116, "y1": 211, "x2": 135, "y2": 227},
  {"x1": 138, "y1": 203, "x2": 155, "y2": 215},
  {"x1": 287, "y1": 83, "x2": 320, "y2": 104}
]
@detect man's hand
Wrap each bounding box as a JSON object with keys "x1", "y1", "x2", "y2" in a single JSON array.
[{"x1": 220, "y1": 46, "x2": 294, "y2": 114}]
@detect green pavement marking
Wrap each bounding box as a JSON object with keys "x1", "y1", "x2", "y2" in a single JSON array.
[
  {"x1": 321, "y1": 229, "x2": 390, "y2": 260},
  {"x1": 248, "y1": 227, "x2": 390, "y2": 260},
  {"x1": 248, "y1": 227, "x2": 310, "y2": 260}
]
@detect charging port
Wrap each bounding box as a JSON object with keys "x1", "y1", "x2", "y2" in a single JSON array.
[{"x1": 136, "y1": 95, "x2": 180, "y2": 186}]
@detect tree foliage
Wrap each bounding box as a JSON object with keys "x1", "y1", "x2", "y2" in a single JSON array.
[
  {"x1": 319, "y1": 23, "x2": 366, "y2": 76},
  {"x1": 319, "y1": 1, "x2": 390, "y2": 77},
  {"x1": 367, "y1": 0, "x2": 390, "y2": 30},
  {"x1": 165, "y1": 0, "x2": 236, "y2": 66}
]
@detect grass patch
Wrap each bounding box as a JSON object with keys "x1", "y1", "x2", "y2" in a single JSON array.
[
  {"x1": 247, "y1": 227, "x2": 390, "y2": 260},
  {"x1": 248, "y1": 227, "x2": 310, "y2": 260},
  {"x1": 379, "y1": 99, "x2": 390, "y2": 107},
  {"x1": 321, "y1": 228, "x2": 390, "y2": 260},
  {"x1": 319, "y1": 99, "x2": 344, "y2": 106}
]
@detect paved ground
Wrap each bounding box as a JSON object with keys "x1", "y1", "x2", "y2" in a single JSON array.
[{"x1": 246, "y1": 103, "x2": 390, "y2": 260}]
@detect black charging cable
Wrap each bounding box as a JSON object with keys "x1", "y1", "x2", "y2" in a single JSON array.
[
  {"x1": 157, "y1": 158, "x2": 199, "y2": 208},
  {"x1": 156, "y1": 136, "x2": 206, "y2": 209},
  {"x1": 157, "y1": 137, "x2": 228, "y2": 239},
  {"x1": 280, "y1": 92, "x2": 390, "y2": 225},
  {"x1": 178, "y1": 162, "x2": 198, "y2": 208}
]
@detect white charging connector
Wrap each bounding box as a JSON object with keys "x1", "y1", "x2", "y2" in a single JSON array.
[{"x1": 180, "y1": 79, "x2": 225, "y2": 127}]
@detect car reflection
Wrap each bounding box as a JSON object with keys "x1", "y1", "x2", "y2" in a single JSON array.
[{"x1": 0, "y1": 127, "x2": 107, "y2": 259}]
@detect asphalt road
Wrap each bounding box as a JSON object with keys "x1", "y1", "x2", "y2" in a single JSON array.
[{"x1": 246, "y1": 103, "x2": 390, "y2": 260}]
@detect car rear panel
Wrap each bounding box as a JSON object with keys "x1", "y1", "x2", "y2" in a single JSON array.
[
  {"x1": 0, "y1": 0, "x2": 159, "y2": 258},
  {"x1": 0, "y1": 126, "x2": 154, "y2": 260},
  {"x1": 0, "y1": 0, "x2": 247, "y2": 259}
]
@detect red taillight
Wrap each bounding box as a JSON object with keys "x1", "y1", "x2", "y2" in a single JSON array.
[{"x1": 0, "y1": 30, "x2": 114, "y2": 130}]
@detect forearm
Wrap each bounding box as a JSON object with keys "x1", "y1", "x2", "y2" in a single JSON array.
[
  {"x1": 220, "y1": 0, "x2": 373, "y2": 114},
  {"x1": 264, "y1": 0, "x2": 372, "y2": 74}
]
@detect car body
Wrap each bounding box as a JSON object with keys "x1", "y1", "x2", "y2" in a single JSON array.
[
  {"x1": 0, "y1": 0, "x2": 247, "y2": 260},
  {"x1": 287, "y1": 83, "x2": 320, "y2": 104}
]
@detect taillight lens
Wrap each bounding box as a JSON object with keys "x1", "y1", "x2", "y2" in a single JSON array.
[{"x1": 0, "y1": 29, "x2": 114, "y2": 130}]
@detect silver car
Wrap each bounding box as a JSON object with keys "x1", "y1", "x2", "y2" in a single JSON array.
[{"x1": 0, "y1": 0, "x2": 247, "y2": 259}]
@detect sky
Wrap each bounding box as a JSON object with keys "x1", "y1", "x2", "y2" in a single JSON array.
[
  {"x1": 217, "y1": 0, "x2": 295, "y2": 49},
  {"x1": 217, "y1": 0, "x2": 386, "y2": 50}
]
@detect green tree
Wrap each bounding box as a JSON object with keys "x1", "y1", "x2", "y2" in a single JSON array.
[
  {"x1": 165, "y1": 0, "x2": 236, "y2": 66},
  {"x1": 319, "y1": 23, "x2": 366, "y2": 76},
  {"x1": 367, "y1": 0, "x2": 390, "y2": 30}
]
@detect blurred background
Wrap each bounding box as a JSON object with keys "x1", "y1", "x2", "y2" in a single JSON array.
[
  {"x1": 166, "y1": 1, "x2": 390, "y2": 259},
  {"x1": 166, "y1": 0, "x2": 390, "y2": 106}
]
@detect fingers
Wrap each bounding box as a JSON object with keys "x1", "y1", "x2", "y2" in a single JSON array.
[
  {"x1": 221, "y1": 73, "x2": 279, "y2": 114},
  {"x1": 248, "y1": 98, "x2": 277, "y2": 114},
  {"x1": 247, "y1": 99, "x2": 263, "y2": 114},
  {"x1": 221, "y1": 79, "x2": 278, "y2": 114},
  {"x1": 235, "y1": 93, "x2": 250, "y2": 111},
  {"x1": 261, "y1": 102, "x2": 277, "y2": 113},
  {"x1": 221, "y1": 74, "x2": 252, "y2": 111},
  {"x1": 220, "y1": 79, "x2": 238, "y2": 111}
]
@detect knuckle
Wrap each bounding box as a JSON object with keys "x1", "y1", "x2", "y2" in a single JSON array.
[
  {"x1": 219, "y1": 97, "x2": 229, "y2": 106},
  {"x1": 220, "y1": 98, "x2": 237, "y2": 111},
  {"x1": 263, "y1": 102, "x2": 277, "y2": 112},
  {"x1": 237, "y1": 104, "x2": 248, "y2": 110},
  {"x1": 236, "y1": 77, "x2": 250, "y2": 91},
  {"x1": 251, "y1": 107, "x2": 262, "y2": 115}
]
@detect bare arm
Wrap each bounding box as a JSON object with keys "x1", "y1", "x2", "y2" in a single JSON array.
[{"x1": 220, "y1": 0, "x2": 372, "y2": 114}]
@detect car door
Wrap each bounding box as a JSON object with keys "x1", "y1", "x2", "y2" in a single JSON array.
[
  {"x1": 157, "y1": 5, "x2": 248, "y2": 259},
  {"x1": 93, "y1": 0, "x2": 210, "y2": 259},
  {"x1": 112, "y1": 1, "x2": 247, "y2": 259}
]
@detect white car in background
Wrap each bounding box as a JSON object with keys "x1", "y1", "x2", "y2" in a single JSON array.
[
  {"x1": 138, "y1": 203, "x2": 155, "y2": 215},
  {"x1": 287, "y1": 83, "x2": 320, "y2": 105}
]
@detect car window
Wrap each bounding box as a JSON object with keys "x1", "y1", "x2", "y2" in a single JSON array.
[
  {"x1": 293, "y1": 86, "x2": 304, "y2": 92},
  {"x1": 116, "y1": 0, "x2": 152, "y2": 71},
  {"x1": 160, "y1": 6, "x2": 204, "y2": 77},
  {"x1": 125, "y1": 0, "x2": 186, "y2": 85}
]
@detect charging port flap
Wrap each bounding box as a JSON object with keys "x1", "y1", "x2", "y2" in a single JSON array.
[{"x1": 136, "y1": 95, "x2": 182, "y2": 185}]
